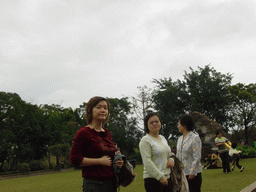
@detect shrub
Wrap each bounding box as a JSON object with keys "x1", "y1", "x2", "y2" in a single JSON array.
[
  {"x1": 129, "y1": 151, "x2": 142, "y2": 163},
  {"x1": 0, "y1": 162, "x2": 9, "y2": 172},
  {"x1": 53, "y1": 165, "x2": 61, "y2": 171},
  {"x1": 17, "y1": 163, "x2": 30, "y2": 174},
  {"x1": 0, "y1": 171, "x2": 20, "y2": 176},
  {"x1": 237, "y1": 145, "x2": 256, "y2": 158},
  {"x1": 29, "y1": 160, "x2": 47, "y2": 171},
  {"x1": 49, "y1": 163, "x2": 54, "y2": 169}
]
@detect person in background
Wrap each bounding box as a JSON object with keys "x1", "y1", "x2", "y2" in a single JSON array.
[
  {"x1": 70, "y1": 96, "x2": 123, "y2": 192},
  {"x1": 211, "y1": 152, "x2": 222, "y2": 169},
  {"x1": 215, "y1": 131, "x2": 231, "y2": 174},
  {"x1": 202, "y1": 152, "x2": 213, "y2": 169},
  {"x1": 240, "y1": 140, "x2": 245, "y2": 147},
  {"x1": 229, "y1": 143, "x2": 244, "y2": 172},
  {"x1": 139, "y1": 112, "x2": 174, "y2": 192},
  {"x1": 176, "y1": 114, "x2": 202, "y2": 192}
]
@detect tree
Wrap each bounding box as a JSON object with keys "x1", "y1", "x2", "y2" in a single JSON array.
[
  {"x1": 152, "y1": 65, "x2": 234, "y2": 139},
  {"x1": 0, "y1": 92, "x2": 30, "y2": 170},
  {"x1": 229, "y1": 83, "x2": 256, "y2": 144},
  {"x1": 48, "y1": 144, "x2": 70, "y2": 168},
  {"x1": 0, "y1": 92, "x2": 49, "y2": 170},
  {"x1": 131, "y1": 86, "x2": 154, "y2": 129},
  {"x1": 74, "y1": 105, "x2": 87, "y2": 127},
  {"x1": 153, "y1": 78, "x2": 188, "y2": 139},
  {"x1": 183, "y1": 65, "x2": 233, "y2": 131},
  {"x1": 105, "y1": 97, "x2": 142, "y2": 158},
  {"x1": 0, "y1": 92, "x2": 17, "y2": 171},
  {"x1": 40, "y1": 104, "x2": 70, "y2": 146}
]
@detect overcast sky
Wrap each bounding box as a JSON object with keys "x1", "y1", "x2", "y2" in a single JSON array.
[{"x1": 1, "y1": 0, "x2": 256, "y2": 109}]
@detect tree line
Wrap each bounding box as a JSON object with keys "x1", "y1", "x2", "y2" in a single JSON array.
[{"x1": 1, "y1": 65, "x2": 255, "y2": 172}]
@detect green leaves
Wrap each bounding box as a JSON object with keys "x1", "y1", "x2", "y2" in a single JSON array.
[
  {"x1": 153, "y1": 65, "x2": 234, "y2": 139},
  {"x1": 105, "y1": 97, "x2": 142, "y2": 158},
  {"x1": 237, "y1": 145, "x2": 256, "y2": 158},
  {"x1": 229, "y1": 83, "x2": 256, "y2": 144},
  {"x1": 184, "y1": 65, "x2": 233, "y2": 127}
]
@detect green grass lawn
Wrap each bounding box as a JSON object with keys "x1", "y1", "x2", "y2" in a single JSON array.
[{"x1": 1, "y1": 158, "x2": 255, "y2": 192}]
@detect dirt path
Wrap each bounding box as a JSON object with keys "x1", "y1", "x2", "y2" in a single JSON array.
[{"x1": 0, "y1": 168, "x2": 75, "y2": 181}]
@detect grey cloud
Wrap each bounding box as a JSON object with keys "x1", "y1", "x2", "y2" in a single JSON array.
[
  {"x1": 1, "y1": 0, "x2": 256, "y2": 109},
  {"x1": 149, "y1": 0, "x2": 256, "y2": 47}
]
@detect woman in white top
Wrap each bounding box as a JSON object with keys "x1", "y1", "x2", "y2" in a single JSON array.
[
  {"x1": 139, "y1": 112, "x2": 174, "y2": 192},
  {"x1": 176, "y1": 114, "x2": 202, "y2": 192}
]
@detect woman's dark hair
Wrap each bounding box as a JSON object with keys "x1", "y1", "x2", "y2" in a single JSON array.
[
  {"x1": 86, "y1": 96, "x2": 110, "y2": 124},
  {"x1": 144, "y1": 112, "x2": 162, "y2": 134},
  {"x1": 179, "y1": 114, "x2": 194, "y2": 131}
]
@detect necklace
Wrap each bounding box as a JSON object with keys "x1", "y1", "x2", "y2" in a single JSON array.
[{"x1": 88, "y1": 125, "x2": 104, "y2": 132}]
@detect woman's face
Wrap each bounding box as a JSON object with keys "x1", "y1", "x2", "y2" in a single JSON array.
[
  {"x1": 177, "y1": 120, "x2": 186, "y2": 133},
  {"x1": 147, "y1": 115, "x2": 161, "y2": 134},
  {"x1": 92, "y1": 100, "x2": 109, "y2": 122}
]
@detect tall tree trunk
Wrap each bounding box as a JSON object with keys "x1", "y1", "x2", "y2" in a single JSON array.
[
  {"x1": 56, "y1": 155, "x2": 59, "y2": 166},
  {"x1": 48, "y1": 155, "x2": 51, "y2": 169},
  {"x1": 244, "y1": 118, "x2": 249, "y2": 145}
]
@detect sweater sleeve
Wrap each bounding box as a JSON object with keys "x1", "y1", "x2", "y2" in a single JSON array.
[
  {"x1": 70, "y1": 129, "x2": 87, "y2": 166},
  {"x1": 176, "y1": 137, "x2": 182, "y2": 161},
  {"x1": 139, "y1": 138, "x2": 165, "y2": 181}
]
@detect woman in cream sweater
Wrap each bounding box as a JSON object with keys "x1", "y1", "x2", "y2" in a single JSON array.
[{"x1": 139, "y1": 112, "x2": 174, "y2": 192}]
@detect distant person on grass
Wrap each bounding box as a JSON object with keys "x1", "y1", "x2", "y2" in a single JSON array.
[
  {"x1": 202, "y1": 152, "x2": 213, "y2": 169},
  {"x1": 210, "y1": 152, "x2": 222, "y2": 169},
  {"x1": 176, "y1": 114, "x2": 202, "y2": 192},
  {"x1": 229, "y1": 143, "x2": 244, "y2": 172},
  {"x1": 215, "y1": 131, "x2": 231, "y2": 174},
  {"x1": 203, "y1": 151, "x2": 222, "y2": 169},
  {"x1": 70, "y1": 96, "x2": 124, "y2": 192},
  {"x1": 139, "y1": 112, "x2": 175, "y2": 192}
]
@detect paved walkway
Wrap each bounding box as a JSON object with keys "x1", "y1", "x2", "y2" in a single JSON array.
[
  {"x1": 0, "y1": 168, "x2": 74, "y2": 180},
  {"x1": 240, "y1": 181, "x2": 256, "y2": 192}
]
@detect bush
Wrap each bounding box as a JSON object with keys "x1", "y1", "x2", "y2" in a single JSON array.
[
  {"x1": 0, "y1": 162, "x2": 9, "y2": 172},
  {"x1": 17, "y1": 163, "x2": 30, "y2": 174},
  {"x1": 49, "y1": 163, "x2": 54, "y2": 169},
  {"x1": 29, "y1": 160, "x2": 47, "y2": 171},
  {"x1": 129, "y1": 151, "x2": 142, "y2": 163},
  {"x1": 0, "y1": 171, "x2": 20, "y2": 176},
  {"x1": 53, "y1": 165, "x2": 61, "y2": 171},
  {"x1": 237, "y1": 145, "x2": 256, "y2": 158}
]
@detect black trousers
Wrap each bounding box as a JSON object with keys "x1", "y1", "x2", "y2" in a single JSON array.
[
  {"x1": 186, "y1": 173, "x2": 202, "y2": 192},
  {"x1": 82, "y1": 178, "x2": 117, "y2": 192},
  {"x1": 144, "y1": 178, "x2": 173, "y2": 192},
  {"x1": 220, "y1": 152, "x2": 231, "y2": 173},
  {"x1": 232, "y1": 154, "x2": 242, "y2": 169}
]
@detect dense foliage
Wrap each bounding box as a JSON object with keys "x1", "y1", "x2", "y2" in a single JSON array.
[
  {"x1": 237, "y1": 145, "x2": 256, "y2": 158},
  {"x1": 153, "y1": 65, "x2": 234, "y2": 139}
]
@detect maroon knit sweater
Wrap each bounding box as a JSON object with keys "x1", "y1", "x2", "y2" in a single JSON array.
[{"x1": 70, "y1": 126, "x2": 117, "y2": 181}]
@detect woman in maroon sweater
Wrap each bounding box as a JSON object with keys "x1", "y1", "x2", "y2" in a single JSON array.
[{"x1": 70, "y1": 96, "x2": 123, "y2": 192}]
